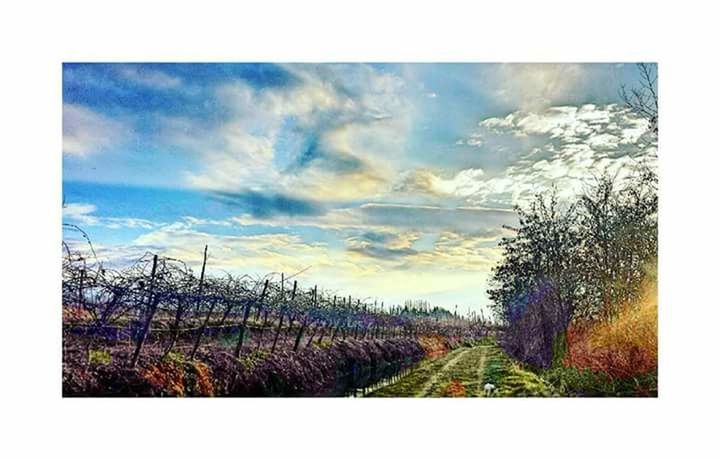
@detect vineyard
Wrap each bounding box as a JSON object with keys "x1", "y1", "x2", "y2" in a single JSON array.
[
  {"x1": 62, "y1": 244, "x2": 495, "y2": 397},
  {"x1": 59, "y1": 63, "x2": 659, "y2": 399},
  {"x1": 62, "y1": 165, "x2": 658, "y2": 398},
  {"x1": 62, "y1": 166, "x2": 658, "y2": 398}
]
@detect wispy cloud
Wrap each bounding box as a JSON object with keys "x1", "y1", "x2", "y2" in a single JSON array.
[
  {"x1": 63, "y1": 202, "x2": 159, "y2": 229},
  {"x1": 117, "y1": 65, "x2": 182, "y2": 89},
  {"x1": 62, "y1": 104, "x2": 129, "y2": 156},
  {"x1": 62, "y1": 63, "x2": 657, "y2": 311},
  {"x1": 171, "y1": 64, "x2": 411, "y2": 202}
]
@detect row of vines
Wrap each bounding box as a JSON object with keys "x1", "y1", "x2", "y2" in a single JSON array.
[{"x1": 62, "y1": 239, "x2": 492, "y2": 396}]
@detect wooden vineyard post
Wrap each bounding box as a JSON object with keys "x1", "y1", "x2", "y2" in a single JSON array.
[
  {"x1": 165, "y1": 245, "x2": 208, "y2": 357},
  {"x1": 235, "y1": 279, "x2": 269, "y2": 358},
  {"x1": 270, "y1": 274, "x2": 285, "y2": 353},
  {"x1": 271, "y1": 278, "x2": 296, "y2": 353},
  {"x1": 130, "y1": 254, "x2": 159, "y2": 368},
  {"x1": 317, "y1": 296, "x2": 335, "y2": 345},
  {"x1": 331, "y1": 321, "x2": 340, "y2": 342},
  {"x1": 292, "y1": 319, "x2": 307, "y2": 352},
  {"x1": 304, "y1": 288, "x2": 322, "y2": 347},
  {"x1": 189, "y1": 298, "x2": 216, "y2": 361},
  {"x1": 294, "y1": 285, "x2": 315, "y2": 352},
  {"x1": 78, "y1": 268, "x2": 86, "y2": 310},
  {"x1": 256, "y1": 308, "x2": 269, "y2": 351},
  {"x1": 305, "y1": 322, "x2": 319, "y2": 347},
  {"x1": 197, "y1": 245, "x2": 208, "y2": 307},
  {"x1": 254, "y1": 288, "x2": 263, "y2": 322},
  {"x1": 345, "y1": 296, "x2": 352, "y2": 339},
  {"x1": 285, "y1": 314, "x2": 295, "y2": 344},
  {"x1": 284, "y1": 283, "x2": 296, "y2": 344}
]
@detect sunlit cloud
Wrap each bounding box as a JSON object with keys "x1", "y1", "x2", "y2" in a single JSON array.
[{"x1": 62, "y1": 63, "x2": 657, "y2": 312}]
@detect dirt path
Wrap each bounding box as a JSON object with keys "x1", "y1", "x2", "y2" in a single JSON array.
[
  {"x1": 416, "y1": 348, "x2": 471, "y2": 397},
  {"x1": 369, "y1": 345, "x2": 492, "y2": 397}
]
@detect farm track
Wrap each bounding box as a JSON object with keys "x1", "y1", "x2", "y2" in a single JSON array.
[
  {"x1": 369, "y1": 345, "x2": 491, "y2": 397},
  {"x1": 417, "y1": 348, "x2": 471, "y2": 396}
]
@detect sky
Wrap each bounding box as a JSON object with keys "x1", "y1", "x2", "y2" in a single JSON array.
[{"x1": 62, "y1": 63, "x2": 657, "y2": 316}]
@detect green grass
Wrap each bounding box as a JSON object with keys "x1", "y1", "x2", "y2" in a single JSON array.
[
  {"x1": 541, "y1": 366, "x2": 657, "y2": 397},
  {"x1": 482, "y1": 344, "x2": 555, "y2": 397},
  {"x1": 496, "y1": 364, "x2": 554, "y2": 397}
]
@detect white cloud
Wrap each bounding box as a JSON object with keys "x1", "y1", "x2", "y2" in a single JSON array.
[
  {"x1": 63, "y1": 104, "x2": 128, "y2": 156},
  {"x1": 493, "y1": 64, "x2": 586, "y2": 111},
  {"x1": 63, "y1": 202, "x2": 98, "y2": 224},
  {"x1": 63, "y1": 202, "x2": 158, "y2": 229},
  {"x1": 231, "y1": 202, "x2": 516, "y2": 240},
  {"x1": 414, "y1": 103, "x2": 658, "y2": 208},
  {"x1": 185, "y1": 129, "x2": 278, "y2": 191},
  {"x1": 133, "y1": 228, "x2": 337, "y2": 275},
  {"x1": 394, "y1": 168, "x2": 485, "y2": 197},
  {"x1": 169, "y1": 64, "x2": 412, "y2": 202}
]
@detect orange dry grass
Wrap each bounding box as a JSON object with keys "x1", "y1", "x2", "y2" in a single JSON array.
[
  {"x1": 191, "y1": 362, "x2": 214, "y2": 396},
  {"x1": 142, "y1": 362, "x2": 186, "y2": 396},
  {"x1": 142, "y1": 360, "x2": 215, "y2": 397},
  {"x1": 564, "y1": 279, "x2": 657, "y2": 379},
  {"x1": 442, "y1": 379, "x2": 466, "y2": 397},
  {"x1": 418, "y1": 335, "x2": 450, "y2": 359}
]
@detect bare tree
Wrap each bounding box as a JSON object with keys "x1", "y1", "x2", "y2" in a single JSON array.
[{"x1": 620, "y1": 63, "x2": 658, "y2": 136}]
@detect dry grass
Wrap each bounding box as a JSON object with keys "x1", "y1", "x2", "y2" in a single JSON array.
[
  {"x1": 418, "y1": 335, "x2": 451, "y2": 359},
  {"x1": 564, "y1": 277, "x2": 657, "y2": 379}
]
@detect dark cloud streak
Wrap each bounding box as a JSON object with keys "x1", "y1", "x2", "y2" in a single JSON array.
[{"x1": 211, "y1": 190, "x2": 326, "y2": 218}]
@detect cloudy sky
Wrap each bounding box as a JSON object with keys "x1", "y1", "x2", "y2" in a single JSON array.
[{"x1": 63, "y1": 63, "x2": 657, "y2": 315}]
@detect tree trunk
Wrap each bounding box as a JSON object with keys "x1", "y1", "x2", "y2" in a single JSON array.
[
  {"x1": 271, "y1": 279, "x2": 296, "y2": 353},
  {"x1": 165, "y1": 245, "x2": 208, "y2": 357}
]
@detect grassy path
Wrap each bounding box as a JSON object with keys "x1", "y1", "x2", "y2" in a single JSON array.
[
  {"x1": 368, "y1": 342, "x2": 556, "y2": 397},
  {"x1": 370, "y1": 345, "x2": 491, "y2": 397},
  {"x1": 417, "y1": 348, "x2": 471, "y2": 397}
]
